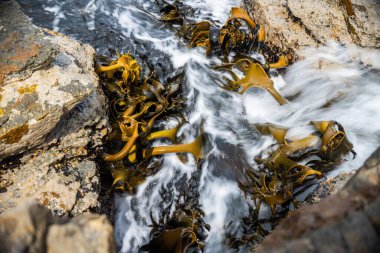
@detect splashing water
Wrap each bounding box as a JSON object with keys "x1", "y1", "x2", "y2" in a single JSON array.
[{"x1": 19, "y1": 0, "x2": 380, "y2": 252}]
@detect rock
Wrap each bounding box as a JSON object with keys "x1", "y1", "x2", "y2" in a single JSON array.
[
  {"x1": 255, "y1": 147, "x2": 380, "y2": 253},
  {"x1": 0, "y1": 159, "x2": 100, "y2": 216},
  {"x1": 0, "y1": 200, "x2": 115, "y2": 253},
  {"x1": 244, "y1": 0, "x2": 380, "y2": 57},
  {"x1": 0, "y1": 0, "x2": 103, "y2": 159},
  {"x1": 304, "y1": 172, "x2": 354, "y2": 205},
  {"x1": 0, "y1": 0, "x2": 110, "y2": 216},
  {"x1": 0, "y1": 200, "x2": 54, "y2": 253},
  {"x1": 47, "y1": 214, "x2": 115, "y2": 253}
]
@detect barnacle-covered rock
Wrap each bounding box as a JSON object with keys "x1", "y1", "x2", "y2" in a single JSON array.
[{"x1": 0, "y1": 0, "x2": 104, "y2": 160}]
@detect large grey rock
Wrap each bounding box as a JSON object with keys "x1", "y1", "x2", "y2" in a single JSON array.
[
  {"x1": 244, "y1": 0, "x2": 380, "y2": 57},
  {"x1": 0, "y1": 201, "x2": 115, "y2": 253},
  {"x1": 0, "y1": 0, "x2": 110, "y2": 216}
]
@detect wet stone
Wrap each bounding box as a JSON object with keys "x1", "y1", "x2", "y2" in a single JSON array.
[{"x1": 285, "y1": 238, "x2": 315, "y2": 253}]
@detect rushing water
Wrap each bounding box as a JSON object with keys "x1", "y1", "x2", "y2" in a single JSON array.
[{"x1": 19, "y1": 0, "x2": 380, "y2": 252}]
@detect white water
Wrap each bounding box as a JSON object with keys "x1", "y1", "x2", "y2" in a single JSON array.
[
  {"x1": 110, "y1": 1, "x2": 380, "y2": 252},
  {"x1": 21, "y1": 0, "x2": 380, "y2": 252}
]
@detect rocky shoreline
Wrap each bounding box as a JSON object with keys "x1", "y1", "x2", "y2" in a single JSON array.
[
  {"x1": 0, "y1": 0, "x2": 111, "y2": 217},
  {"x1": 1, "y1": 0, "x2": 379, "y2": 252}
]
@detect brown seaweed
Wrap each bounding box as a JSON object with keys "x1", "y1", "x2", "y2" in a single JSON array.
[
  {"x1": 160, "y1": 4, "x2": 183, "y2": 24},
  {"x1": 141, "y1": 185, "x2": 209, "y2": 253},
  {"x1": 97, "y1": 53, "x2": 204, "y2": 193},
  {"x1": 158, "y1": 5, "x2": 291, "y2": 105},
  {"x1": 240, "y1": 120, "x2": 354, "y2": 215},
  {"x1": 224, "y1": 62, "x2": 287, "y2": 105},
  {"x1": 144, "y1": 134, "x2": 203, "y2": 162}
]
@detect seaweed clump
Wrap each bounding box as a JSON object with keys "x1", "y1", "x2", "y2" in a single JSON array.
[
  {"x1": 243, "y1": 121, "x2": 355, "y2": 213},
  {"x1": 223, "y1": 121, "x2": 355, "y2": 249},
  {"x1": 159, "y1": 3, "x2": 291, "y2": 104},
  {"x1": 97, "y1": 53, "x2": 204, "y2": 193},
  {"x1": 141, "y1": 180, "x2": 209, "y2": 253}
]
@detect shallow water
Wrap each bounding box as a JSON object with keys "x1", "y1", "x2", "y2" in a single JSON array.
[{"x1": 19, "y1": 0, "x2": 380, "y2": 252}]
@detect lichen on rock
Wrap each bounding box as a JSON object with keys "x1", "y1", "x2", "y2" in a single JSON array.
[{"x1": 0, "y1": 0, "x2": 110, "y2": 217}]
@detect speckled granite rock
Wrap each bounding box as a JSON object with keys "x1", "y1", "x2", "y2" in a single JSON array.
[
  {"x1": 0, "y1": 0, "x2": 110, "y2": 216},
  {"x1": 244, "y1": 0, "x2": 380, "y2": 58},
  {"x1": 254, "y1": 147, "x2": 380, "y2": 253},
  {"x1": 0, "y1": 200, "x2": 115, "y2": 253}
]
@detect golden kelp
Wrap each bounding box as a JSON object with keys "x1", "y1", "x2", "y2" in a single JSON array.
[
  {"x1": 240, "y1": 120, "x2": 355, "y2": 214},
  {"x1": 160, "y1": 4, "x2": 183, "y2": 24},
  {"x1": 182, "y1": 7, "x2": 257, "y2": 56},
  {"x1": 95, "y1": 4, "x2": 358, "y2": 251},
  {"x1": 231, "y1": 121, "x2": 355, "y2": 248},
  {"x1": 97, "y1": 53, "x2": 204, "y2": 193},
  {"x1": 141, "y1": 188, "x2": 209, "y2": 253},
  {"x1": 218, "y1": 59, "x2": 287, "y2": 104},
  {"x1": 159, "y1": 5, "x2": 291, "y2": 101}
]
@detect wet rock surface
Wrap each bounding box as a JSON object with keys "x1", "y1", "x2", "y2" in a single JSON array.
[
  {"x1": 255, "y1": 147, "x2": 380, "y2": 253},
  {"x1": 0, "y1": 200, "x2": 116, "y2": 253},
  {"x1": 304, "y1": 172, "x2": 355, "y2": 205},
  {"x1": 0, "y1": 0, "x2": 110, "y2": 217},
  {"x1": 244, "y1": 0, "x2": 380, "y2": 57}
]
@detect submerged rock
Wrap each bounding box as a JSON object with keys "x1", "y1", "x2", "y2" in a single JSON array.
[
  {"x1": 0, "y1": 200, "x2": 116, "y2": 253},
  {"x1": 0, "y1": 0, "x2": 110, "y2": 216},
  {"x1": 244, "y1": 0, "x2": 380, "y2": 57},
  {"x1": 255, "y1": 147, "x2": 380, "y2": 253}
]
